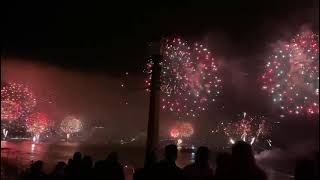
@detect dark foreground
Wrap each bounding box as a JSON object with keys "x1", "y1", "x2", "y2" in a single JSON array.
[{"x1": 1, "y1": 140, "x2": 318, "y2": 180}]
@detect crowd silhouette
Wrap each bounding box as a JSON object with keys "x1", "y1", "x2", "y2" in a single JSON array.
[
  {"x1": 183, "y1": 146, "x2": 214, "y2": 180},
  {"x1": 19, "y1": 141, "x2": 319, "y2": 180}
]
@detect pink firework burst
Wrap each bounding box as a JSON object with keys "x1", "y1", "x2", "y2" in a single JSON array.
[
  {"x1": 146, "y1": 37, "x2": 222, "y2": 118},
  {"x1": 262, "y1": 30, "x2": 319, "y2": 115},
  {"x1": 1, "y1": 82, "x2": 36, "y2": 121},
  {"x1": 214, "y1": 112, "x2": 271, "y2": 146}
]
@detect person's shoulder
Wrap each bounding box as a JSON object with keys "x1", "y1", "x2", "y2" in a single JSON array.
[
  {"x1": 170, "y1": 164, "x2": 182, "y2": 173},
  {"x1": 255, "y1": 166, "x2": 267, "y2": 180},
  {"x1": 183, "y1": 163, "x2": 195, "y2": 171},
  {"x1": 154, "y1": 160, "x2": 167, "y2": 167},
  {"x1": 150, "y1": 161, "x2": 162, "y2": 171},
  {"x1": 175, "y1": 164, "x2": 182, "y2": 171}
]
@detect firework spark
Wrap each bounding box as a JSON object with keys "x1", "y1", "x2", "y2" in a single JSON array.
[
  {"x1": 1, "y1": 82, "x2": 36, "y2": 120},
  {"x1": 146, "y1": 37, "x2": 222, "y2": 118},
  {"x1": 262, "y1": 31, "x2": 319, "y2": 115},
  {"x1": 2, "y1": 129, "x2": 8, "y2": 140}
]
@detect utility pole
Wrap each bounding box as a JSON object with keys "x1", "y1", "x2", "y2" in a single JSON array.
[{"x1": 144, "y1": 38, "x2": 162, "y2": 168}]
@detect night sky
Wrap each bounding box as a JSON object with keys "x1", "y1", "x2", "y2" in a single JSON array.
[
  {"x1": 3, "y1": 0, "x2": 318, "y2": 70},
  {"x1": 2, "y1": 0, "x2": 319, "y2": 147}
]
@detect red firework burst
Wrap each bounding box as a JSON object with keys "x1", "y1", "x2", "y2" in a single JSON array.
[
  {"x1": 170, "y1": 122, "x2": 194, "y2": 138},
  {"x1": 26, "y1": 112, "x2": 52, "y2": 135},
  {"x1": 170, "y1": 128, "x2": 180, "y2": 138},
  {"x1": 1, "y1": 82, "x2": 36, "y2": 121}
]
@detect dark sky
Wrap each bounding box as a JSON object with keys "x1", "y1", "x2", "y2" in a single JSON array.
[
  {"x1": 3, "y1": 0, "x2": 319, "y2": 71},
  {"x1": 2, "y1": 0, "x2": 319, "y2": 145}
]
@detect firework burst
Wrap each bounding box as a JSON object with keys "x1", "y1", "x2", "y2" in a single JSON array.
[
  {"x1": 262, "y1": 31, "x2": 319, "y2": 115},
  {"x1": 60, "y1": 116, "x2": 82, "y2": 139},
  {"x1": 170, "y1": 121, "x2": 194, "y2": 138},
  {"x1": 213, "y1": 112, "x2": 271, "y2": 147},
  {"x1": 146, "y1": 37, "x2": 222, "y2": 118},
  {"x1": 179, "y1": 122, "x2": 194, "y2": 137},
  {"x1": 170, "y1": 128, "x2": 180, "y2": 138},
  {"x1": 2, "y1": 129, "x2": 8, "y2": 140},
  {"x1": 1, "y1": 82, "x2": 36, "y2": 120},
  {"x1": 26, "y1": 112, "x2": 52, "y2": 141}
]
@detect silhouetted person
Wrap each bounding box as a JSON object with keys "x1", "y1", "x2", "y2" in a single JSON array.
[
  {"x1": 133, "y1": 149, "x2": 157, "y2": 180},
  {"x1": 64, "y1": 158, "x2": 73, "y2": 177},
  {"x1": 22, "y1": 160, "x2": 47, "y2": 180},
  {"x1": 316, "y1": 152, "x2": 320, "y2": 180},
  {"x1": 50, "y1": 161, "x2": 66, "y2": 180},
  {"x1": 133, "y1": 167, "x2": 148, "y2": 180},
  {"x1": 152, "y1": 144, "x2": 183, "y2": 180},
  {"x1": 214, "y1": 152, "x2": 231, "y2": 180},
  {"x1": 73, "y1": 152, "x2": 82, "y2": 163},
  {"x1": 294, "y1": 159, "x2": 317, "y2": 180},
  {"x1": 228, "y1": 141, "x2": 267, "y2": 180},
  {"x1": 104, "y1": 152, "x2": 125, "y2": 180},
  {"x1": 183, "y1": 146, "x2": 214, "y2": 180},
  {"x1": 66, "y1": 152, "x2": 82, "y2": 178},
  {"x1": 93, "y1": 160, "x2": 105, "y2": 180},
  {"x1": 67, "y1": 158, "x2": 73, "y2": 166},
  {"x1": 81, "y1": 155, "x2": 93, "y2": 178}
]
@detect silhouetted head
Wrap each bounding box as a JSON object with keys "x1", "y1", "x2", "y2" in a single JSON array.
[
  {"x1": 67, "y1": 158, "x2": 73, "y2": 165},
  {"x1": 30, "y1": 160, "x2": 44, "y2": 174},
  {"x1": 54, "y1": 161, "x2": 66, "y2": 174},
  {"x1": 55, "y1": 161, "x2": 66, "y2": 170},
  {"x1": 195, "y1": 146, "x2": 210, "y2": 165},
  {"x1": 216, "y1": 152, "x2": 231, "y2": 169},
  {"x1": 82, "y1": 155, "x2": 93, "y2": 169},
  {"x1": 106, "y1": 152, "x2": 119, "y2": 163},
  {"x1": 94, "y1": 160, "x2": 104, "y2": 170},
  {"x1": 73, "y1": 152, "x2": 82, "y2": 162},
  {"x1": 164, "y1": 144, "x2": 178, "y2": 162},
  {"x1": 232, "y1": 141, "x2": 254, "y2": 165}
]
